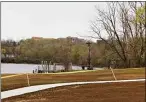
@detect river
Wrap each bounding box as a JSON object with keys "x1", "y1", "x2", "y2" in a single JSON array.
[{"x1": 1, "y1": 63, "x2": 103, "y2": 74}]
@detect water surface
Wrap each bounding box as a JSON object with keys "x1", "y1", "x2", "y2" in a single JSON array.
[{"x1": 1, "y1": 63, "x2": 102, "y2": 74}]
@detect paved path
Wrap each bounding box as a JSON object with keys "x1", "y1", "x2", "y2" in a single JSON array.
[{"x1": 1, "y1": 79, "x2": 145, "y2": 99}]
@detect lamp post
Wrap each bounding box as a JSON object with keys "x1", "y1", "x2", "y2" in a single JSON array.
[{"x1": 86, "y1": 41, "x2": 92, "y2": 70}]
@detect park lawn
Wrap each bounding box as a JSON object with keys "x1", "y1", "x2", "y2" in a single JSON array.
[
  {"x1": 2, "y1": 81, "x2": 145, "y2": 102},
  {"x1": 1, "y1": 68, "x2": 145, "y2": 91},
  {"x1": 1, "y1": 74, "x2": 16, "y2": 77}
]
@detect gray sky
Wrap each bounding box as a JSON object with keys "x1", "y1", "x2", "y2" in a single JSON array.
[{"x1": 2, "y1": 2, "x2": 106, "y2": 41}]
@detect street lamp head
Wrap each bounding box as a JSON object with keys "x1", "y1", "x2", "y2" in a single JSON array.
[{"x1": 86, "y1": 41, "x2": 91, "y2": 46}]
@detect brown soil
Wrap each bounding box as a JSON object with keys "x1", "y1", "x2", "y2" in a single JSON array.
[{"x1": 2, "y1": 82, "x2": 145, "y2": 102}]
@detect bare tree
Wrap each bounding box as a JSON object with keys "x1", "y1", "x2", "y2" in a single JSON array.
[{"x1": 91, "y1": 2, "x2": 145, "y2": 68}]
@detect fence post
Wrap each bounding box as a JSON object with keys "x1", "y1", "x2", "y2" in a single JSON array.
[
  {"x1": 26, "y1": 74, "x2": 30, "y2": 86},
  {"x1": 109, "y1": 66, "x2": 117, "y2": 80}
]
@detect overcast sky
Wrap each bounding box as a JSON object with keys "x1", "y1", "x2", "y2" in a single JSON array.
[{"x1": 1, "y1": 2, "x2": 107, "y2": 41}]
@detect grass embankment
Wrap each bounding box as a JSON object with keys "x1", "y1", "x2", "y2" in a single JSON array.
[
  {"x1": 1, "y1": 68, "x2": 145, "y2": 91},
  {"x1": 2, "y1": 82, "x2": 145, "y2": 102}
]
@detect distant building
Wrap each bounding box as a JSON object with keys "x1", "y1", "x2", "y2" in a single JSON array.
[
  {"x1": 31, "y1": 36, "x2": 86, "y2": 43},
  {"x1": 32, "y1": 37, "x2": 43, "y2": 40},
  {"x1": 66, "y1": 36, "x2": 86, "y2": 43}
]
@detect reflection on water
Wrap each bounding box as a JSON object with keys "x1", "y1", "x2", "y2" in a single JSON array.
[{"x1": 1, "y1": 63, "x2": 103, "y2": 74}]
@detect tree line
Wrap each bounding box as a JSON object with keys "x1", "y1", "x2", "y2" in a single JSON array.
[{"x1": 1, "y1": 37, "x2": 103, "y2": 67}]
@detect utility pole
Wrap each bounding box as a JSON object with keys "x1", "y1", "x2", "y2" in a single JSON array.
[{"x1": 86, "y1": 41, "x2": 92, "y2": 70}]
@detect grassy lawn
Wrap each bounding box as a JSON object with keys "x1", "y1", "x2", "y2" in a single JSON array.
[
  {"x1": 1, "y1": 68, "x2": 145, "y2": 91},
  {"x1": 2, "y1": 81, "x2": 145, "y2": 102},
  {"x1": 1, "y1": 74, "x2": 16, "y2": 77}
]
